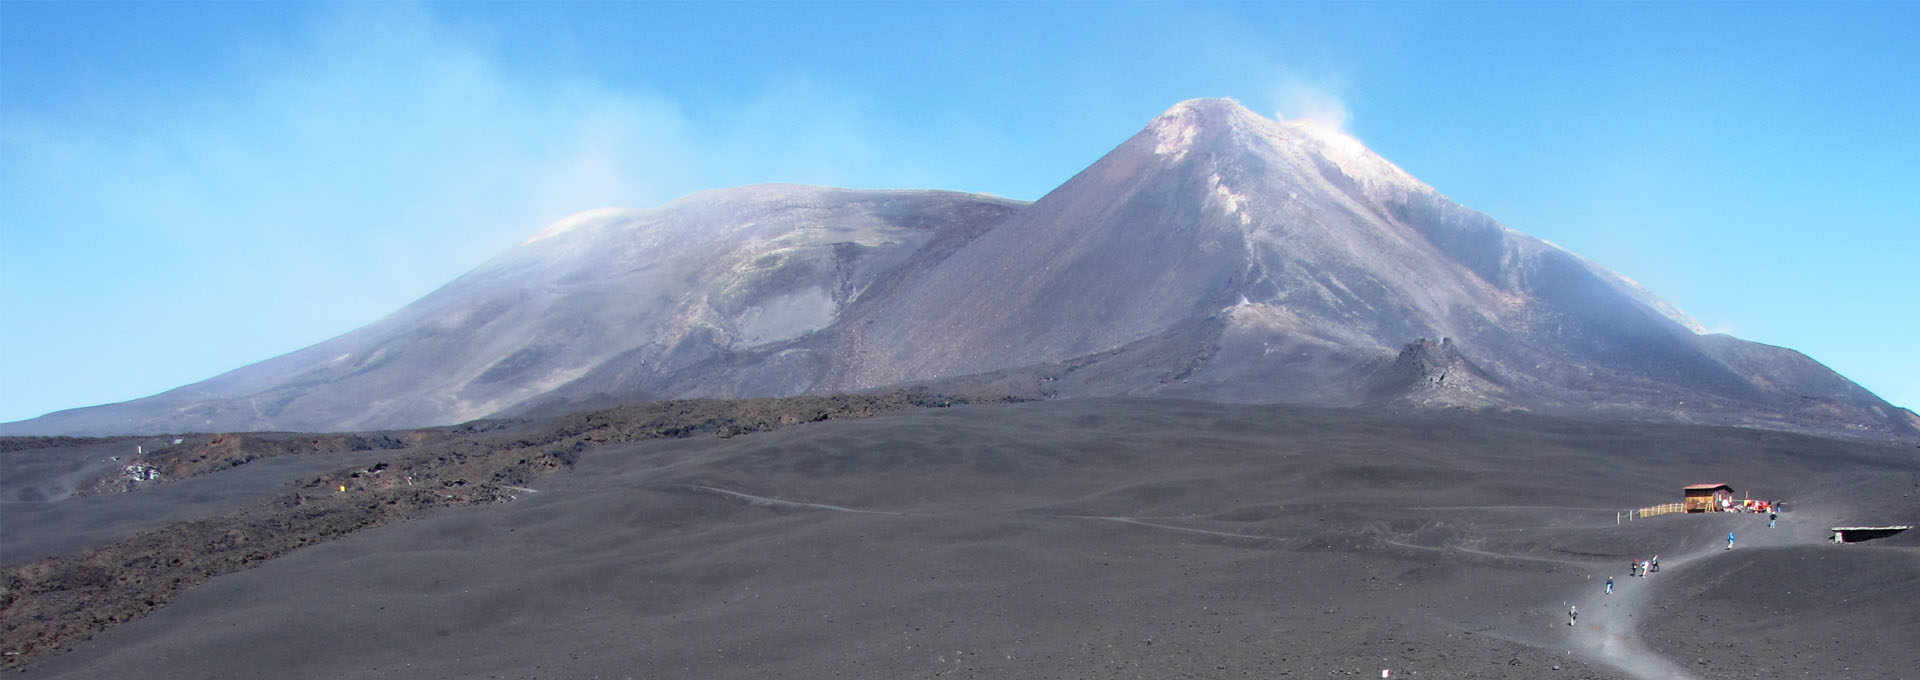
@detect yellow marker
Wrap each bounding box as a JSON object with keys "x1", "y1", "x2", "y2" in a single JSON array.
[{"x1": 339, "y1": 485, "x2": 347, "y2": 492}]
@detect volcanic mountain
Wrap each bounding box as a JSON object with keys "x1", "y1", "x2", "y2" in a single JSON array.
[
  {"x1": 9, "y1": 187, "x2": 1023, "y2": 434},
  {"x1": 8, "y1": 99, "x2": 1914, "y2": 439}
]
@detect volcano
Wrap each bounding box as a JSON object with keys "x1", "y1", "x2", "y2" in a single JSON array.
[{"x1": 8, "y1": 99, "x2": 1914, "y2": 440}]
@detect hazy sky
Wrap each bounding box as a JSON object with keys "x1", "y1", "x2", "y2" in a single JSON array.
[{"x1": 3, "y1": 2, "x2": 1916, "y2": 422}]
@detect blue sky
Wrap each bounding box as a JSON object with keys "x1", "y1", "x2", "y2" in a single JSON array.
[{"x1": 3, "y1": 2, "x2": 1915, "y2": 422}]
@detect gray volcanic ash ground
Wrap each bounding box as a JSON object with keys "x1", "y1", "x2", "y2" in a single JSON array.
[{"x1": 8, "y1": 399, "x2": 1915, "y2": 679}]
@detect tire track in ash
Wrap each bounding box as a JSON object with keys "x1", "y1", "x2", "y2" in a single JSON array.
[
  {"x1": 686, "y1": 486, "x2": 1275, "y2": 543},
  {"x1": 1059, "y1": 515, "x2": 1279, "y2": 542},
  {"x1": 1379, "y1": 538, "x2": 1591, "y2": 568},
  {"x1": 686, "y1": 485, "x2": 905, "y2": 516},
  {"x1": 689, "y1": 489, "x2": 1274, "y2": 543}
]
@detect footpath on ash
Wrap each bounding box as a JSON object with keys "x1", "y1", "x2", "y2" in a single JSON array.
[
  {"x1": 1567, "y1": 510, "x2": 1819, "y2": 680},
  {"x1": 688, "y1": 480, "x2": 1817, "y2": 680}
]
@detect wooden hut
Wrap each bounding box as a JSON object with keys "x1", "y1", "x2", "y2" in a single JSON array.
[{"x1": 1683, "y1": 483, "x2": 1735, "y2": 513}]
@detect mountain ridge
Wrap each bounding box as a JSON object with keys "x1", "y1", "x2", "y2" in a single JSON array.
[{"x1": 8, "y1": 99, "x2": 1913, "y2": 441}]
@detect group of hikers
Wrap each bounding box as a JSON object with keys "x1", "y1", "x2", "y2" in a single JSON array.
[
  {"x1": 1574, "y1": 499, "x2": 1783, "y2": 627},
  {"x1": 1601, "y1": 554, "x2": 1660, "y2": 597}
]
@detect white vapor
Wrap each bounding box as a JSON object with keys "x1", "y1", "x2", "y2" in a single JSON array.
[
  {"x1": 1273, "y1": 77, "x2": 1351, "y2": 131},
  {"x1": 0, "y1": 3, "x2": 917, "y2": 422}
]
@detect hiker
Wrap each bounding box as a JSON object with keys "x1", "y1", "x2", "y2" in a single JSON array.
[
  {"x1": 1727, "y1": 531, "x2": 1735, "y2": 550},
  {"x1": 1629, "y1": 560, "x2": 1639, "y2": 577},
  {"x1": 1569, "y1": 604, "x2": 1578, "y2": 626},
  {"x1": 1650, "y1": 555, "x2": 1659, "y2": 573},
  {"x1": 1642, "y1": 559, "x2": 1651, "y2": 576},
  {"x1": 1606, "y1": 576, "x2": 1613, "y2": 594},
  {"x1": 1770, "y1": 511, "x2": 1777, "y2": 528}
]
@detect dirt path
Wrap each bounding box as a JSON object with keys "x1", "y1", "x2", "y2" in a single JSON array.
[
  {"x1": 680, "y1": 482, "x2": 1810, "y2": 680},
  {"x1": 1573, "y1": 550, "x2": 1704, "y2": 680},
  {"x1": 687, "y1": 485, "x2": 905, "y2": 516},
  {"x1": 1569, "y1": 514, "x2": 1807, "y2": 680},
  {"x1": 1377, "y1": 538, "x2": 1592, "y2": 568},
  {"x1": 1061, "y1": 515, "x2": 1279, "y2": 541}
]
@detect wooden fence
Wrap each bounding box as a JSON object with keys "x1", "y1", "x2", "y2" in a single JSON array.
[{"x1": 1617, "y1": 502, "x2": 1686, "y2": 524}]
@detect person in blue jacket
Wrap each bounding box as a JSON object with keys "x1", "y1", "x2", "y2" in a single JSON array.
[{"x1": 1727, "y1": 531, "x2": 1735, "y2": 550}]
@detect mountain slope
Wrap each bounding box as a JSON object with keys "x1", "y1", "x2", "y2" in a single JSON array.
[
  {"x1": 9, "y1": 187, "x2": 1023, "y2": 434},
  {"x1": 772, "y1": 99, "x2": 1907, "y2": 438},
  {"x1": 585, "y1": 99, "x2": 1909, "y2": 439},
  {"x1": 6, "y1": 99, "x2": 1912, "y2": 440}
]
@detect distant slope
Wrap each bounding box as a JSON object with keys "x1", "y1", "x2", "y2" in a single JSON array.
[
  {"x1": 616, "y1": 99, "x2": 1914, "y2": 439},
  {"x1": 7, "y1": 100, "x2": 1913, "y2": 440},
  {"x1": 7, "y1": 187, "x2": 1023, "y2": 434}
]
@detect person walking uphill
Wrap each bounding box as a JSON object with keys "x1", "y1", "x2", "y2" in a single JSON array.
[
  {"x1": 1606, "y1": 576, "x2": 1613, "y2": 594},
  {"x1": 1569, "y1": 604, "x2": 1578, "y2": 626},
  {"x1": 1770, "y1": 511, "x2": 1778, "y2": 528},
  {"x1": 1727, "y1": 531, "x2": 1736, "y2": 550}
]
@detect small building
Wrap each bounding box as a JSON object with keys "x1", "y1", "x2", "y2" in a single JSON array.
[
  {"x1": 1683, "y1": 483, "x2": 1735, "y2": 513},
  {"x1": 1830, "y1": 526, "x2": 1912, "y2": 543}
]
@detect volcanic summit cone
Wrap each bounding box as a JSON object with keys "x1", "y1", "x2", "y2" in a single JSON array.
[{"x1": 7, "y1": 99, "x2": 1912, "y2": 439}]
